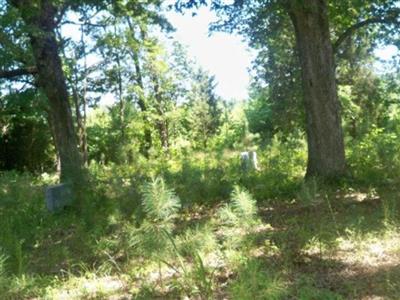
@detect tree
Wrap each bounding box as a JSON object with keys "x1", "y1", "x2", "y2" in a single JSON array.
[
  {"x1": 175, "y1": 0, "x2": 400, "y2": 179},
  {"x1": 90, "y1": 1, "x2": 173, "y2": 158},
  {"x1": 284, "y1": 0, "x2": 345, "y2": 178},
  {"x1": 2, "y1": 0, "x2": 85, "y2": 185},
  {"x1": 245, "y1": 10, "x2": 303, "y2": 143},
  {"x1": 62, "y1": 22, "x2": 91, "y2": 166},
  {"x1": 187, "y1": 69, "x2": 222, "y2": 148},
  {"x1": 282, "y1": 0, "x2": 399, "y2": 178},
  {"x1": 0, "y1": 0, "x2": 170, "y2": 181}
]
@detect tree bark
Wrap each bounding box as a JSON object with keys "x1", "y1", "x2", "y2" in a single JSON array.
[
  {"x1": 46, "y1": 114, "x2": 61, "y2": 174},
  {"x1": 11, "y1": 0, "x2": 84, "y2": 184},
  {"x1": 286, "y1": 0, "x2": 346, "y2": 179}
]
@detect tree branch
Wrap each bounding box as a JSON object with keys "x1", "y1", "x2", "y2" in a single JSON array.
[
  {"x1": 333, "y1": 12, "x2": 400, "y2": 53},
  {"x1": 0, "y1": 67, "x2": 37, "y2": 80},
  {"x1": 62, "y1": 19, "x2": 108, "y2": 28}
]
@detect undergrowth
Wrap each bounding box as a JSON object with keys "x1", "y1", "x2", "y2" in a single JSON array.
[{"x1": 1, "y1": 133, "x2": 400, "y2": 299}]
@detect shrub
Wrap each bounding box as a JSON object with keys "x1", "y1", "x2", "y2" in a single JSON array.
[{"x1": 348, "y1": 127, "x2": 400, "y2": 184}]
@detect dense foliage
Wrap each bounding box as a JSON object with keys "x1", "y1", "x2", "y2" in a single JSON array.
[{"x1": 0, "y1": 0, "x2": 399, "y2": 298}]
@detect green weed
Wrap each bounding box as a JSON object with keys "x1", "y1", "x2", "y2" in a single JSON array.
[{"x1": 228, "y1": 259, "x2": 287, "y2": 300}]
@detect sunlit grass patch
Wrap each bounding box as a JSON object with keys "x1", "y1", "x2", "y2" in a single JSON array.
[
  {"x1": 227, "y1": 258, "x2": 287, "y2": 300},
  {"x1": 333, "y1": 229, "x2": 400, "y2": 268},
  {"x1": 44, "y1": 274, "x2": 127, "y2": 300}
]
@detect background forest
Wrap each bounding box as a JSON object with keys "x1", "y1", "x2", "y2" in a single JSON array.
[{"x1": 1, "y1": 0, "x2": 400, "y2": 299}]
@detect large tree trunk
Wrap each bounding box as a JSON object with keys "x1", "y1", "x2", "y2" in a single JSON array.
[
  {"x1": 286, "y1": 0, "x2": 346, "y2": 179},
  {"x1": 12, "y1": 0, "x2": 84, "y2": 184}
]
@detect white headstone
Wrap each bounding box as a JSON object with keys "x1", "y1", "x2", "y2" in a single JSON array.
[
  {"x1": 240, "y1": 151, "x2": 259, "y2": 171},
  {"x1": 250, "y1": 151, "x2": 259, "y2": 170}
]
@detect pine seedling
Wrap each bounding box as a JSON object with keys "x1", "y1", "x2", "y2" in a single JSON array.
[
  {"x1": 142, "y1": 177, "x2": 180, "y2": 223},
  {"x1": 231, "y1": 185, "x2": 257, "y2": 219}
]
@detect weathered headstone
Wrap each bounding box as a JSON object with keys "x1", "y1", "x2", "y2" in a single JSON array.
[
  {"x1": 240, "y1": 151, "x2": 250, "y2": 171},
  {"x1": 250, "y1": 151, "x2": 259, "y2": 170},
  {"x1": 45, "y1": 183, "x2": 74, "y2": 213},
  {"x1": 240, "y1": 151, "x2": 259, "y2": 172}
]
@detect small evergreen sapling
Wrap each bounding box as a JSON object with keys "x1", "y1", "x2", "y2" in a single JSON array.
[
  {"x1": 218, "y1": 186, "x2": 258, "y2": 228},
  {"x1": 129, "y1": 177, "x2": 180, "y2": 256}
]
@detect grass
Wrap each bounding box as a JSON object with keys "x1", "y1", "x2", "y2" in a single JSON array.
[{"x1": 1, "y1": 150, "x2": 400, "y2": 299}]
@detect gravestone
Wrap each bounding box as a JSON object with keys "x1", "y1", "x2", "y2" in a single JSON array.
[
  {"x1": 240, "y1": 151, "x2": 259, "y2": 172},
  {"x1": 251, "y1": 151, "x2": 259, "y2": 170},
  {"x1": 45, "y1": 183, "x2": 74, "y2": 213},
  {"x1": 240, "y1": 151, "x2": 250, "y2": 171}
]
